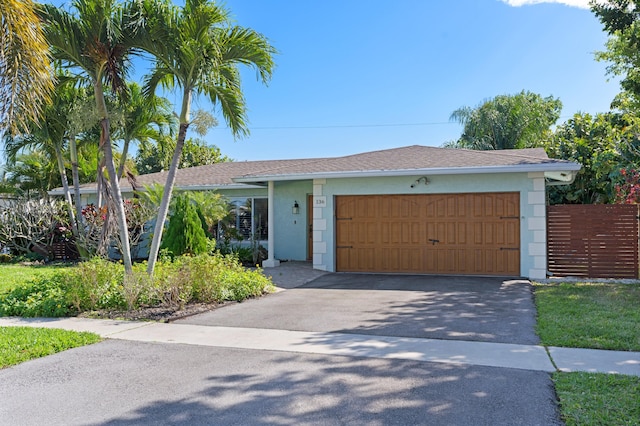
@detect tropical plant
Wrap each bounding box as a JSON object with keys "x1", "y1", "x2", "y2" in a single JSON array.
[
  {"x1": 2, "y1": 150, "x2": 57, "y2": 198},
  {"x1": 3, "y1": 77, "x2": 89, "y2": 233},
  {"x1": 39, "y1": 0, "x2": 143, "y2": 273},
  {"x1": 0, "y1": 0, "x2": 53, "y2": 135},
  {"x1": 132, "y1": 0, "x2": 276, "y2": 275},
  {"x1": 113, "y1": 82, "x2": 177, "y2": 178},
  {"x1": 447, "y1": 91, "x2": 562, "y2": 150},
  {"x1": 544, "y1": 112, "x2": 629, "y2": 204}
]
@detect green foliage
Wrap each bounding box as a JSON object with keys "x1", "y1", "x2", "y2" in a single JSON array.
[
  {"x1": 0, "y1": 254, "x2": 274, "y2": 315},
  {"x1": 592, "y1": 0, "x2": 640, "y2": 104},
  {"x1": 448, "y1": 90, "x2": 562, "y2": 150},
  {"x1": 554, "y1": 372, "x2": 640, "y2": 426},
  {"x1": 154, "y1": 254, "x2": 274, "y2": 304},
  {"x1": 161, "y1": 195, "x2": 210, "y2": 256},
  {"x1": 62, "y1": 257, "x2": 126, "y2": 312},
  {"x1": 138, "y1": 185, "x2": 227, "y2": 236},
  {"x1": 0, "y1": 274, "x2": 71, "y2": 317},
  {"x1": 135, "y1": 137, "x2": 230, "y2": 174},
  {"x1": 0, "y1": 256, "x2": 273, "y2": 315},
  {"x1": 0, "y1": 326, "x2": 101, "y2": 369},
  {"x1": 534, "y1": 282, "x2": 640, "y2": 351},
  {"x1": 545, "y1": 112, "x2": 640, "y2": 204}
]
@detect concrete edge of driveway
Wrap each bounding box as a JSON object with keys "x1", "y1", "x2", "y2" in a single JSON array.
[{"x1": 2, "y1": 317, "x2": 639, "y2": 377}]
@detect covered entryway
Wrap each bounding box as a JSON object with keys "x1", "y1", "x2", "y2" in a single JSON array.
[{"x1": 335, "y1": 193, "x2": 520, "y2": 275}]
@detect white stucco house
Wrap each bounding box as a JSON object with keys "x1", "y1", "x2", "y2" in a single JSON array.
[{"x1": 53, "y1": 145, "x2": 580, "y2": 279}]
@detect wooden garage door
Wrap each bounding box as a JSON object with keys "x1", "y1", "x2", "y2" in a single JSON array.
[{"x1": 336, "y1": 193, "x2": 520, "y2": 276}]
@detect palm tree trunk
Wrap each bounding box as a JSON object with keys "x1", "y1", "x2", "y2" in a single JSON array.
[
  {"x1": 68, "y1": 134, "x2": 83, "y2": 225},
  {"x1": 117, "y1": 137, "x2": 131, "y2": 178},
  {"x1": 146, "y1": 89, "x2": 192, "y2": 276},
  {"x1": 95, "y1": 81, "x2": 133, "y2": 274},
  {"x1": 54, "y1": 144, "x2": 78, "y2": 237}
]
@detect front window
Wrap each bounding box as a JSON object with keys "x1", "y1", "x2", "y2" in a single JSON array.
[{"x1": 218, "y1": 197, "x2": 268, "y2": 242}]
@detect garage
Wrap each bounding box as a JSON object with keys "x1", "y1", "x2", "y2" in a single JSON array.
[{"x1": 335, "y1": 192, "x2": 520, "y2": 276}]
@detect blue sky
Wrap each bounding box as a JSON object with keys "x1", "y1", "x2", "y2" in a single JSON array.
[
  {"x1": 49, "y1": 0, "x2": 620, "y2": 162},
  {"x1": 187, "y1": 0, "x2": 619, "y2": 161}
]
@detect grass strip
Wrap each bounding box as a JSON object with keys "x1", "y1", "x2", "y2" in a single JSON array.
[
  {"x1": 554, "y1": 372, "x2": 640, "y2": 426},
  {"x1": 534, "y1": 282, "x2": 640, "y2": 351},
  {"x1": 0, "y1": 326, "x2": 101, "y2": 368},
  {"x1": 0, "y1": 264, "x2": 69, "y2": 293}
]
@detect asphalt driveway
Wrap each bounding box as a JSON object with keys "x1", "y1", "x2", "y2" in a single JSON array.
[{"x1": 178, "y1": 273, "x2": 540, "y2": 345}]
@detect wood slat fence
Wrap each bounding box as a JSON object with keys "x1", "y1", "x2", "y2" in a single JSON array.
[{"x1": 547, "y1": 204, "x2": 639, "y2": 279}]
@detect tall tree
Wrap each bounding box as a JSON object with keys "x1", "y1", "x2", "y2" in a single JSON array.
[
  {"x1": 133, "y1": 0, "x2": 276, "y2": 275},
  {"x1": 4, "y1": 79, "x2": 79, "y2": 232},
  {"x1": 448, "y1": 91, "x2": 562, "y2": 150},
  {"x1": 113, "y1": 82, "x2": 176, "y2": 178},
  {"x1": 135, "y1": 137, "x2": 230, "y2": 174},
  {"x1": 592, "y1": 0, "x2": 640, "y2": 102},
  {"x1": 39, "y1": 0, "x2": 140, "y2": 273},
  {"x1": 0, "y1": 0, "x2": 53, "y2": 135}
]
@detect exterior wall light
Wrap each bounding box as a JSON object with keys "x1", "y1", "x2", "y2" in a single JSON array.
[
  {"x1": 410, "y1": 176, "x2": 430, "y2": 188},
  {"x1": 292, "y1": 200, "x2": 300, "y2": 214}
]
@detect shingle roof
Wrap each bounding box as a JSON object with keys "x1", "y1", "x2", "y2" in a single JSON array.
[
  {"x1": 55, "y1": 145, "x2": 579, "y2": 194},
  {"x1": 234, "y1": 145, "x2": 565, "y2": 179}
]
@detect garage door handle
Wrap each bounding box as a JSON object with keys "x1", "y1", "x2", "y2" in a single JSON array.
[
  {"x1": 337, "y1": 245, "x2": 353, "y2": 249},
  {"x1": 500, "y1": 247, "x2": 519, "y2": 251},
  {"x1": 429, "y1": 239, "x2": 440, "y2": 245}
]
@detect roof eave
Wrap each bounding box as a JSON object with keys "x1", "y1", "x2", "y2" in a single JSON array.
[
  {"x1": 47, "y1": 183, "x2": 264, "y2": 196},
  {"x1": 232, "y1": 163, "x2": 582, "y2": 183}
]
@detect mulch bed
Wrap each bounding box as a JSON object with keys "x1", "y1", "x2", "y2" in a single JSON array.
[{"x1": 76, "y1": 301, "x2": 237, "y2": 323}]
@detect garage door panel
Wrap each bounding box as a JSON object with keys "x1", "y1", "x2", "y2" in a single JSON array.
[{"x1": 336, "y1": 193, "x2": 520, "y2": 276}]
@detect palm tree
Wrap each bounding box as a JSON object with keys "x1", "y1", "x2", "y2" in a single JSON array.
[
  {"x1": 3, "y1": 83, "x2": 78, "y2": 232},
  {"x1": 114, "y1": 82, "x2": 176, "y2": 178},
  {"x1": 38, "y1": 0, "x2": 140, "y2": 273},
  {"x1": 0, "y1": 0, "x2": 53, "y2": 135},
  {"x1": 134, "y1": 0, "x2": 276, "y2": 275},
  {"x1": 3, "y1": 149, "x2": 56, "y2": 198}
]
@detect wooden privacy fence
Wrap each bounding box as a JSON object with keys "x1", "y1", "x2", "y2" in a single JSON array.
[{"x1": 547, "y1": 204, "x2": 639, "y2": 279}]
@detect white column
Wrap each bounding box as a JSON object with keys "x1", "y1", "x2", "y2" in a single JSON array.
[{"x1": 262, "y1": 180, "x2": 280, "y2": 268}]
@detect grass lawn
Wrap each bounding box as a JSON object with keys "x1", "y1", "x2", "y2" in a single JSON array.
[
  {"x1": 553, "y1": 371, "x2": 640, "y2": 426},
  {"x1": 0, "y1": 326, "x2": 101, "y2": 368},
  {"x1": 0, "y1": 264, "x2": 70, "y2": 293},
  {"x1": 534, "y1": 282, "x2": 640, "y2": 351},
  {"x1": 535, "y1": 281, "x2": 640, "y2": 425}
]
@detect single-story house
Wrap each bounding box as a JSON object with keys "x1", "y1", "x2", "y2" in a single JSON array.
[{"x1": 52, "y1": 145, "x2": 581, "y2": 279}]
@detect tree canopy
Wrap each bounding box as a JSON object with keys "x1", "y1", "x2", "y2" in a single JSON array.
[{"x1": 448, "y1": 91, "x2": 562, "y2": 150}]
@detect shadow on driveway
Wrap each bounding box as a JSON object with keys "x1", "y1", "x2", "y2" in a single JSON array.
[
  {"x1": 178, "y1": 273, "x2": 540, "y2": 345},
  {"x1": 0, "y1": 340, "x2": 562, "y2": 425}
]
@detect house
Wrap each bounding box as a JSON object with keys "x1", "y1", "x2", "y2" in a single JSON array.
[{"x1": 52, "y1": 145, "x2": 581, "y2": 279}]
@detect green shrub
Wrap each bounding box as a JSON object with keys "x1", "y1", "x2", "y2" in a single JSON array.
[
  {"x1": 63, "y1": 258, "x2": 125, "y2": 312},
  {"x1": 0, "y1": 253, "x2": 275, "y2": 317},
  {"x1": 0, "y1": 274, "x2": 71, "y2": 317},
  {"x1": 161, "y1": 195, "x2": 210, "y2": 257}
]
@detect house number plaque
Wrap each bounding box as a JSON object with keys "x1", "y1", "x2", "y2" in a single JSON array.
[{"x1": 314, "y1": 196, "x2": 327, "y2": 207}]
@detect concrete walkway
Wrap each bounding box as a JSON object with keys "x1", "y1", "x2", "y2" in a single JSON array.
[{"x1": 2, "y1": 316, "x2": 639, "y2": 376}]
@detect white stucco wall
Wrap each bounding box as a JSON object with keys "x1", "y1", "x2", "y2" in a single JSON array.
[{"x1": 310, "y1": 172, "x2": 547, "y2": 279}]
